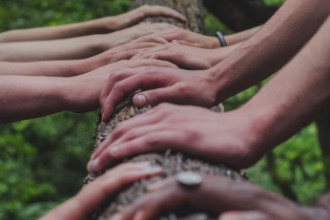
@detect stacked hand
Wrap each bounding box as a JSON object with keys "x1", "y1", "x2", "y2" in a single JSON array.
[
  {"x1": 134, "y1": 27, "x2": 220, "y2": 49},
  {"x1": 88, "y1": 104, "x2": 262, "y2": 173},
  {"x1": 111, "y1": 174, "x2": 327, "y2": 220},
  {"x1": 40, "y1": 162, "x2": 162, "y2": 220},
  {"x1": 110, "y1": 5, "x2": 186, "y2": 31},
  {"x1": 64, "y1": 59, "x2": 177, "y2": 113},
  {"x1": 99, "y1": 66, "x2": 221, "y2": 122},
  {"x1": 132, "y1": 41, "x2": 218, "y2": 69}
]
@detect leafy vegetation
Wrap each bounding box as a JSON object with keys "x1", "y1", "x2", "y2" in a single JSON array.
[{"x1": 0, "y1": 0, "x2": 325, "y2": 219}]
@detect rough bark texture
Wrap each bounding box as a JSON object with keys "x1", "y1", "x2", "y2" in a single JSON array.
[{"x1": 84, "y1": 1, "x2": 244, "y2": 219}]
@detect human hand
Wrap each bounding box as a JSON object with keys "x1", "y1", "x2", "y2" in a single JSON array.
[
  {"x1": 135, "y1": 28, "x2": 220, "y2": 49},
  {"x1": 39, "y1": 162, "x2": 162, "y2": 220},
  {"x1": 109, "y1": 5, "x2": 186, "y2": 30},
  {"x1": 132, "y1": 41, "x2": 220, "y2": 69},
  {"x1": 106, "y1": 22, "x2": 177, "y2": 48},
  {"x1": 89, "y1": 104, "x2": 261, "y2": 173},
  {"x1": 92, "y1": 35, "x2": 169, "y2": 66},
  {"x1": 111, "y1": 174, "x2": 324, "y2": 220},
  {"x1": 99, "y1": 65, "x2": 221, "y2": 122},
  {"x1": 64, "y1": 59, "x2": 177, "y2": 113}
]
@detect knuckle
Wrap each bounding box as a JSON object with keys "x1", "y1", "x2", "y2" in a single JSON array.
[{"x1": 176, "y1": 82, "x2": 191, "y2": 94}]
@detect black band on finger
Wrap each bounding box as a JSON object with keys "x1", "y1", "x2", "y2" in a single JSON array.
[{"x1": 216, "y1": 31, "x2": 227, "y2": 47}]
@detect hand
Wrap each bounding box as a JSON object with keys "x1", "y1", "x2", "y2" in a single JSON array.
[
  {"x1": 106, "y1": 22, "x2": 177, "y2": 49},
  {"x1": 63, "y1": 59, "x2": 177, "y2": 113},
  {"x1": 39, "y1": 162, "x2": 162, "y2": 220},
  {"x1": 112, "y1": 174, "x2": 325, "y2": 220},
  {"x1": 99, "y1": 65, "x2": 221, "y2": 122},
  {"x1": 109, "y1": 5, "x2": 186, "y2": 30},
  {"x1": 135, "y1": 28, "x2": 220, "y2": 49},
  {"x1": 132, "y1": 41, "x2": 219, "y2": 69},
  {"x1": 90, "y1": 38, "x2": 167, "y2": 68},
  {"x1": 89, "y1": 104, "x2": 260, "y2": 173}
]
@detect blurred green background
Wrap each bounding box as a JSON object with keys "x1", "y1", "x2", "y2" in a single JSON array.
[{"x1": 0, "y1": 0, "x2": 326, "y2": 219}]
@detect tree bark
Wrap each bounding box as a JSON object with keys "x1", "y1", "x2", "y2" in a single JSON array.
[{"x1": 85, "y1": 1, "x2": 244, "y2": 219}]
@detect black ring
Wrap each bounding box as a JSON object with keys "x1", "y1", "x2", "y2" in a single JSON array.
[{"x1": 216, "y1": 31, "x2": 227, "y2": 47}]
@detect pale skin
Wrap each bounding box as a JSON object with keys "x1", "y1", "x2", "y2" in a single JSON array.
[
  {"x1": 112, "y1": 175, "x2": 330, "y2": 220},
  {"x1": 99, "y1": 0, "x2": 330, "y2": 122},
  {"x1": 0, "y1": 22, "x2": 177, "y2": 62},
  {"x1": 133, "y1": 25, "x2": 259, "y2": 49},
  {"x1": 0, "y1": 5, "x2": 186, "y2": 43},
  {"x1": 88, "y1": 16, "x2": 330, "y2": 219},
  {"x1": 132, "y1": 41, "x2": 241, "y2": 70},
  {"x1": 89, "y1": 15, "x2": 330, "y2": 172},
  {"x1": 39, "y1": 162, "x2": 163, "y2": 220},
  {"x1": 0, "y1": 40, "x2": 165, "y2": 77},
  {"x1": 0, "y1": 59, "x2": 176, "y2": 124}
]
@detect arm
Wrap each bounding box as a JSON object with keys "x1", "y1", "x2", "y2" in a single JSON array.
[
  {"x1": 212, "y1": 0, "x2": 330, "y2": 101},
  {"x1": 225, "y1": 26, "x2": 260, "y2": 45},
  {"x1": 90, "y1": 15, "x2": 330, "y2": 172},
  {"x1": 0, "y1": 59, "x2": 176, "y2": 124},
  {"x1": 134, "y1": 25, "x2": 259, "y2": 49},
  {"x1": 0, "y1": 5, "x2": 185, "y2": 42},
  {"x1": 99, "y1": 0, "x2": 330, "y2": 120},
  {"x1": 115, "y1": 175, "x2": 330, "y2": 220},
  {"x1": 40, "y1": 162, "x2": 162, "y2": 220},
  {"x1": 0, "y1": 39, "x2": 162, "y2": 76},
  {"x1": 0, "y1": 22, "x2": 175, "y2": 62}
]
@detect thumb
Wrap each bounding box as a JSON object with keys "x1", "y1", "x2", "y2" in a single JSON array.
[{"x1": 133, "y1": 87, "x2": 180, "y2": 107}]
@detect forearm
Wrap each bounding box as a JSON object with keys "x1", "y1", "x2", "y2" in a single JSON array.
[
  {"x1": 0, "y1": 17, "x2": 114, "y2": 43},
  {"x1": 0, "y1": 59, "x2": 101, "y2": 77},
  {"x1": 208, "y1": 42, "x2": 242, "y2": 66},
  {"x1": 0, "y1": 75, "x2": 70, "y2": 124},
  {"x1": 239, "y1": 16, "x2": 330, "y2": 154},
  {"x1": 212, "y1": 0, "x2": 330, "y2": 101},
  {"x1": 225, "y1": 26, "x2": 260, "y2": 46},
  {"x1": 0, "y1": 34, "x2": 107, "y2": 61}
]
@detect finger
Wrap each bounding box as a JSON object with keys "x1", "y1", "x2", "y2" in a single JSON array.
[
  {"x1": 109, "y1": 123, "x2": 166, "y2": 150},
  {"x1": 90, "y1": 110, "x2": 159, "y2": 162},
  {"x1": 135, "y1": 35, "x2": 170, "y2": 44},
  {"x1": 101, "y1": 71, "x2": 171, "y2": 122},
  {"x1": 90, "y1": 131, "x2": 179, "y2": 172},
  {"x1": 75, "y1": 162, "x2": 162, "y2": 217},
  {"x1": 99, "y1": 70, "x2": 136, "y2": 111},
  {"x1": 141, "y1": 5, "x2": 187, "y2": 22},
  {"x1": 219, "y1": 211, "x2": 270, "y2": 220},
  {"x1": 133, "y1": 84, "x2": 187, "y2": 107},
  {"x1": 116, "y1": 179, "x2": 184, "y2": 220}
]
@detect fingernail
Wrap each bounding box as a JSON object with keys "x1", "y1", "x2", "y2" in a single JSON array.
[
  {"x1": 110, "y1": 213, "x2": 122, "y2": 220},
  {"x1": 134, "y1": 94, "x2": 146, "y2": 106},
  {"x1": 141, "y1": 165, "x2": 162, "y2": 174},
  {"x1": 133, "y1": 211, "x2": 145, "y2": 220},
  {"x1": 219, "y1": 214, "x2": 240, "y2": 220},
  {"x1": 88, "y1": 159, "x2": 99, "y2": 172},
  {"x1": 109, "y1": 147, "x2": 119, "y2": 156}
]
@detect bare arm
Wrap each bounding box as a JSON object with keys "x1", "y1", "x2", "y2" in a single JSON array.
[
  {"x1": 0, "y1": 59, "x2": 176, "y2": 124},
  {"x1": 213, "y1": 0, "x2": 330, "y2": 101},
  {"x1": 91, "y1": 15, "x2": 330, "y2": 173},
  {"x1": 0, "y1": 22, "x2": 174, "y2": 62},
  {"x1": 0, "y1": 5, "x2": 185, "y2": 43},
  {"x1": 225, "y1": 26, "x2": 260, "y2": 45}
]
